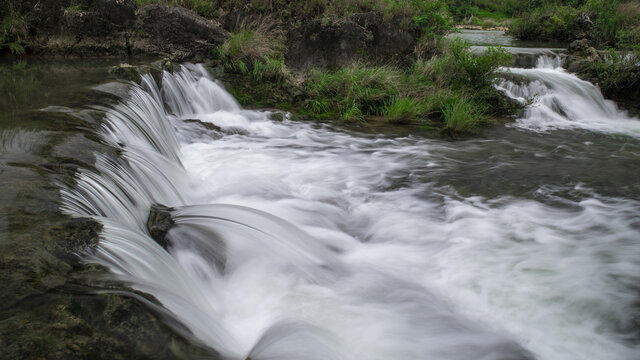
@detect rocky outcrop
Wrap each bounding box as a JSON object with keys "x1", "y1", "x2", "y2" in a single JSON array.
[
  {"x1": 285, "y1": 12, "x2": 416, "y2": 70},
  {"x1": 22, "y1": 1, "x2": 228, "y2": 60},
  {"x1": 134, "y1": 5, "x2": 229, "y2": 60}
]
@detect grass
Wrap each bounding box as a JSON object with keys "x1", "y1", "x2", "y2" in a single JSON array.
[
  {"x1": 382, "y1": 96, "x2": 424, "y2": 123},
  {"x1": 441, "y1": 96, "x2": 487, "y2": 135},
  {"x1": 301, "y1": 38, "x2": 515, "y2": 134},
  {"x1": 216, "y1": 17, "x2": 288, "y2": 81}
]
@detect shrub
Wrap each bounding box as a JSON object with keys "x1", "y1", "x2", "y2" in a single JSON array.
[
  {"x1": 448, "y1": 38, "x2": 513, "y2": 88},
  {"x1": 0, "y1": 2, "x2": 29, "y2": 55}
]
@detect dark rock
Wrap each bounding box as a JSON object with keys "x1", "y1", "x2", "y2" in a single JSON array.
[
  {"x1": 567, "y1": 39, "x2": 590, "y2": 55},
  {"x1": 183, "y1": 119, "x2": 223, "y2": 132},
  {"x1": 147, "y1": 204, "x2": 175, "y2": 249},
  {"x1": 109, "y1": 63, "x2": 141, "y2": 82},
  {"x1": 94, "y1": 0, "x2": 136, "y2": 27},
  {"x1": 286, "y1": 20, "x2": 368, "y2": 70},
  {"x1": 220, "y1": 7, "x2": 262, "y2": 32},
  {"x1": 285, "y1": 17, "x2": 415, "y2": 70},
  {"x1": 370, "y1": 22, "x2": 414, "y2": 63},
  {"x1": 136, "y1": 4, "x2": 229, "y2": 60},
  {"x1": 351, "y1": 11, "x2": 383, "y2": 29}
]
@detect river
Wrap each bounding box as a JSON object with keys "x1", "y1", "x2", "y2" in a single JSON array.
[{"x1": 2, "y1": 31, "x2": 640, "y2": 359}]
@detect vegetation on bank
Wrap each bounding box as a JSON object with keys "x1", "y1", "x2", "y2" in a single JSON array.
[
  {"x1": 213, "y1": 12, "x2": 516, "y2": 135},
  {"x1": 1, "y1": 0, "x2": 521, "y2": 135},
  {"x1": 447, "y1": 0, "x2": 640, "y2": 51},
  {"x1": 0, "y1": 1, "x2": 29, "y2": 55}
]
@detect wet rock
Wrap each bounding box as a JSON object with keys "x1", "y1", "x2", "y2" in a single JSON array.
[
  {"x1": 109, "y1": 63, "x2": 141, "y2": 82},
  {"x1": 147, "y1": 204, "x2": 175, "y2": 249},
  {"x1": 183, "y1": 119, "x2": 223, "y2": 132}
]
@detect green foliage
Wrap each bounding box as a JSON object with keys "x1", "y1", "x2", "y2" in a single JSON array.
[
  {"x1": 303, "y1": 40, "x2": 516, "y2": 133},
  {"x1": 587, "y1": 49, "x2": 640, "y2": 95},
  {"x1": 448, "y1": 38, "x2": 513, "y2": 88},
  {"x1": 1, "y1": 1, "x2": 29, "y2": 55},
  {"x1": 507, "y1": 0, "x2": 640, "y2": 50},
  {"x1": 412, "y1": 0, "x2": 452, "y2": 37}
]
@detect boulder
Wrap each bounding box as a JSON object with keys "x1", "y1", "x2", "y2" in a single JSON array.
[
  {"x1": 285, "y1": 15, "x2": 415, "y2": 70},
  {"x1": 286, "y1": 20, "x2": 368, "y2": 70},
  {"x1": 370, "y1": 22, "x2": 414, "y2": 61},
  {"x1": 567, "y1": 39, "x2": 590, "y2": 55},
  {"x1": 136, "y1": 4, "x2": 229, "y2": 60}
]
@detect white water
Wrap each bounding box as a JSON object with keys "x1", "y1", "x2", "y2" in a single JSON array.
[
  {"x1": 61, "y1": 63, "x2": 640, "y2": 360},
  {"x1": 498, "y1": 55, "x2": 640, "y2": 138}
]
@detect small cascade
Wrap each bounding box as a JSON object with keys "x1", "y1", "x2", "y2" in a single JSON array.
[{"x1": 497, "y1": 55, "x2": 640, "y2": 137}]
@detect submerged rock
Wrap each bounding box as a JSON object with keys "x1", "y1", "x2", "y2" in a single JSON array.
[
  {"x1": 147, "y1": 204, "x2": 175, "y2": 249},
  {"x1": 109, "y1": 63, "x2": 141, "y2": 82}
]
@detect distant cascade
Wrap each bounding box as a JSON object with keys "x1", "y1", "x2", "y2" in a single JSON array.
[{"x1": 497, "y1": 54, "x2": 640, "y2": 137}]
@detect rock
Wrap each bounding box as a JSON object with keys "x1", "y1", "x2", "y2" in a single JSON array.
[
  {"x1": 351, "y1": 11, "x2": 383, "y2": 29},
  {"x1": 286, "y1": 20, "x2": 368, "y2": 70},
  {"x1": 370, "y1": 22, "x2": 414, "y2": 63},
  {"x1": 568, "y1": 39, "x2": 590, "y2": 55},
  {"x1": 219, "y1": 7, "x2": 262, "y2": 32},
  {"x1": 146, "y1": 204, "x2": 175, "y2": 249},
  {"x1": 136, "y1": 4, "x2": 229, "y2": 60},
  {"x1": 109, "y1": 63, "x2": 141, "y2": 82},
  {"x1": 285, "y1": 17, "x2": 415, "y2": 70}
]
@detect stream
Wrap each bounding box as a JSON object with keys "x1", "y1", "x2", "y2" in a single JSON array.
[{"x1": 2, "y1": 30, "x2": 640, "y2": 359}]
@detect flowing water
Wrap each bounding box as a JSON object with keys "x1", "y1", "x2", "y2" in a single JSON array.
[{"x1": 3, "y1": 31, "x2": 640, "y2": 359}]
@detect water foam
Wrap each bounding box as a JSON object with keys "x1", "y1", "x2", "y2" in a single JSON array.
[{"x1": 61, "y1": 64, "x2": 640, "y2": 360}]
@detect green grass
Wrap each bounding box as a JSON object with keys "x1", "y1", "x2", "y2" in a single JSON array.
[
  {"x1": 441, "y1": 95, "x2": 487, "y2": 135},
  {"x1": 382, "y1": 96, "x2": 424, "y2": 123},
  {"x1": 217, "y1": 18, "x2": 288, "y2": 81},
  {"x1": 301, "y1": 38, "x2": 516, "y2": 134}
]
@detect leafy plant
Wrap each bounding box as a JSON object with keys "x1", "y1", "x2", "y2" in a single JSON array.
[{"x1": 1, "y1": 2, "x2": 29, "y2": 55}]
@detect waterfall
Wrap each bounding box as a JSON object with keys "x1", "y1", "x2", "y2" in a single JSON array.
[
  {"x1": 60, "y1": 63, "x2": 640, "y2": 360},
  {"x1": 497, "y1": 55, "x2": 640, "y2": 138}
]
